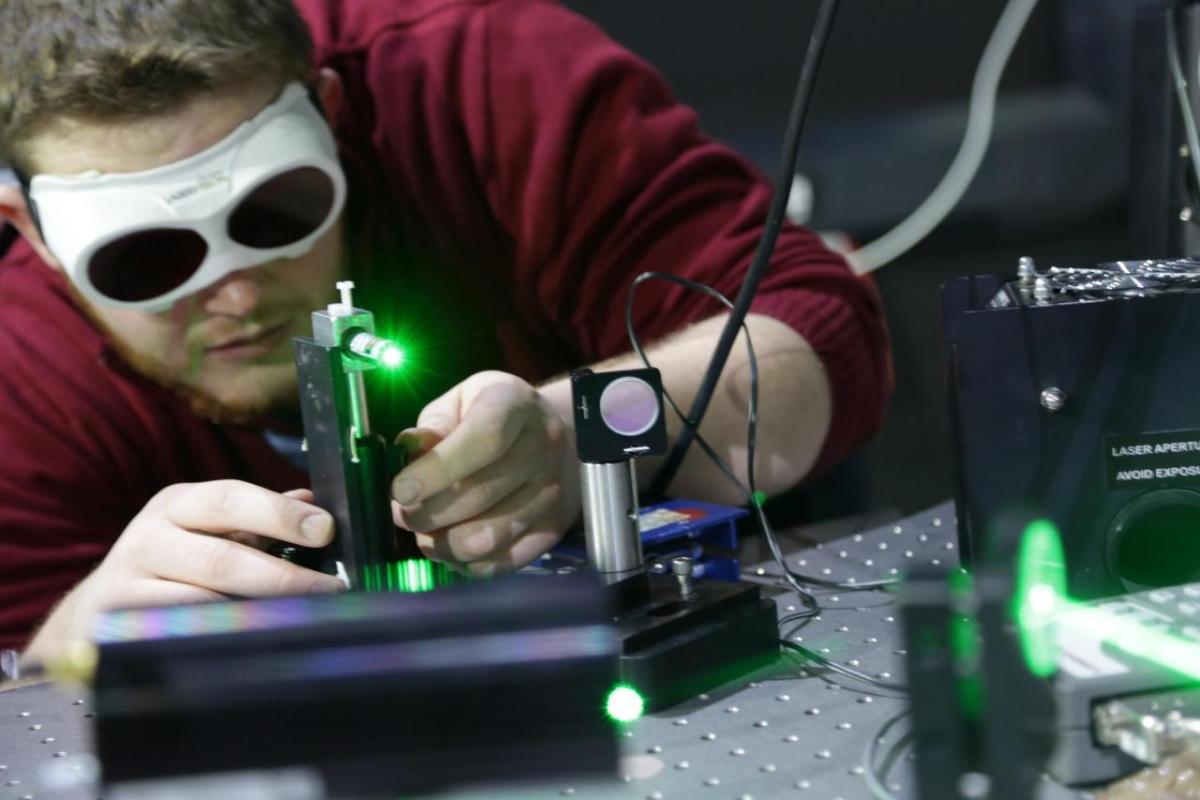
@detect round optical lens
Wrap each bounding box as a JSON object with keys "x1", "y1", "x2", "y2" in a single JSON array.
[
  {"x1": 88, "y1": 229, "x2": 208, "y2": 303},
  {"x1": 227, "y1": 167, "x2": 335, "y2": 249},
  {"x1": 599, "y1": 377, "x2": 660, "y2": 436}
]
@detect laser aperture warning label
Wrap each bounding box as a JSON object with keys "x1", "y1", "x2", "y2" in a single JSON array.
[{"x1": 1106, "y1": 430, "x2": 1200, "y2": 490}]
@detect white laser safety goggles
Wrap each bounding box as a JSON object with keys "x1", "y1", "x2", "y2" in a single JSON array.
[{"x1": 25, "y1": 82, "x2": 347, "y2": 312}]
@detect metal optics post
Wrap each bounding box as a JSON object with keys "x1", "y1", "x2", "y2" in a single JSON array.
[{"x1": 572, "y1": 368, "x2": 778, "y2": 711}]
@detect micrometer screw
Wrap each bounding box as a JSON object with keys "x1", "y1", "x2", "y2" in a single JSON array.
[
  {"x1": 1017, "y1": 256, "x2": 1036, "y2": 286},
  {"x1": 1033, "y1": 276, "x2": 1053, "y2": 303},
  {"x1": 1040, "y1": 387, "x2": 1067, "y2": 413},
  {"x1": 672, "y1": 556, "x2": 696, "y2": 599}
]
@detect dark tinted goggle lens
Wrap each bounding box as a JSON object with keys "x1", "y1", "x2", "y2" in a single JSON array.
[
  {"x1": 227, "y1": 167, "x2": 335, "y2": 249},
  {"x1": 88, "y1": 229, "x2": 208, "y2": 303}
]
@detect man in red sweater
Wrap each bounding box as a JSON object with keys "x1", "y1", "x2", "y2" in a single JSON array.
[{"x1": 0, "y1": 0, "x2": 890, "y2": 665}]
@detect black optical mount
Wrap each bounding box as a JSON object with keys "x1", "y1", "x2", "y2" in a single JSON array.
[
  {"x1": 288, "y1": 281, "x2": 435, "y2": 590},
  {"x1": 571, "y1": 367, "x2": 779, "y2": 711}
]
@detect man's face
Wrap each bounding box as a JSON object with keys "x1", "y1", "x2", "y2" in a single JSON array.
[{"x1": 23, "y1": 81, "x2": 344, "y2": 421}]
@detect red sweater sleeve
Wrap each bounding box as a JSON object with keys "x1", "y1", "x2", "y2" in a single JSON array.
[
  {"x1": 315, "y1": 0, "x2": 891, "y2": 475},
  {"x1": 0, "y1": 249, "x2": 307, "y2": 650},
  {"x1": 0, "y1": 271, "x2": 151, "y2": 650},
  {"x1": 469, "y1": 0, "x2": 892, "y2": 475}
]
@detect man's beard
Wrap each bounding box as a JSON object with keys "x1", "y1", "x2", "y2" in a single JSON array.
[{"x1": 71, "y1": 288, "x2": 298, "y2": 425}]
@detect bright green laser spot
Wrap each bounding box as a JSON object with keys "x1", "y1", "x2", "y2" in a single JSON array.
[
  {"x1": 752, "y1": 491, "x2": 767, "y2": 508},
  {"x1": 380, "y1": 344, "x2": 405, "y2": 369},
  {"x1": 605, "y1": 685, "x2": 645, "y2": 723},
  {"x1": 1013, "y1": 518, "x2": 1068, "y2": 677}
]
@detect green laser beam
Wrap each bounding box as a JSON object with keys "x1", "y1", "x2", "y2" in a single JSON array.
[
  {"x1": 1060, "y1": 602, "x2": 1200, "y2": 682},
  {"x1": 1013, "y1": 518, "x2": 1068, "y2": 677},
  {"x1": 1013, "y1": 518, "x2": 1200, "y2": 681}
]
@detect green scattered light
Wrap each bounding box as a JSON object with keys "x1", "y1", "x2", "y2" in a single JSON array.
[
  {"x1": 1013, "y1": 518, "x2": 1068, "y2": 677},
  {"x1": 942, "y1": 569, "x2": 984, "y2": 718},
  {"x1": 752, "y1": 491, "x2": 767, "y2": 508},
  {"x1": 605, "y1": 685, "x2": 645, "y2": 724},
  {"x1": 1061, "y1": 603, "x2": 1200, "y2": 682},
  {"x1": 361, "y1": 559, "x2": 455, "y2": 593}
]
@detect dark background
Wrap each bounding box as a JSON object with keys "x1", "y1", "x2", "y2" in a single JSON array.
[{"x1": 565, "y1": 0, "x2": 1161, "y2": 517}]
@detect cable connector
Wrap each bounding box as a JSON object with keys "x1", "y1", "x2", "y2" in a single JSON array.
[{"x1": 1094, "y1": 699, "x2": 1200, "y2": 765}]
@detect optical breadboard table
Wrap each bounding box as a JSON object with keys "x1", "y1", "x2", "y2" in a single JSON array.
[{"x1": 0, "y1": 503, "x2": 1095, "y2": 800}]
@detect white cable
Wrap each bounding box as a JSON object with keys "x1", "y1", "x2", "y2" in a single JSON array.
[
  {"x1": 1171, "y1": 7, "x2": 1200, "y2": 198},
  {"x1": 848, "y1": 0, "x2": 1041, "y2": 274}
]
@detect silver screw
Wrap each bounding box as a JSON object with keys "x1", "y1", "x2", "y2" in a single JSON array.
[
  {"x1": 1040, "y1": 387, "x2": 1067, "y2": 412},
  {"x1": 1033, "y1": 276, "x2": 1053, "y2": 303},
  {"x1": 672, "y1": 556, "x2": 695, "y2": 599},
  {"x1": 1017, "y1": 256, "x2": 1037, "y2": 286},
  {"x1": 1183, "y1": 207, "x2": 1195, "y2": 223}
]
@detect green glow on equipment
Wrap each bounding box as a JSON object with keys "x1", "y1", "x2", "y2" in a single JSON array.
[
  {"x1": 345, "y1": 331, "x2": 407, "y2": 371},
  {"x1": 947, "y1": 568, "x2": 984, "y2": 718},
  {"x1": 362, "y1": 559, "x2": 455, "y2": 593},
  {"x1": 1012, "y1": 518, "x2": 1068, "y2": 677},
  {"x1": 605, "y1": 685, "x2": 645, "y2": 723},
  {"x1": 1059, "y1": 603, "x2": 1200, "y2": 682}
]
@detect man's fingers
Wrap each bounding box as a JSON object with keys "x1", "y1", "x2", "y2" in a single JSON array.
[
  {"x1": 117, "y1": 578, "x2": 227, "y2": 610},
  {"x1": 393, "y1": 428, "x2": 444, "y2": 460},
  {"x1": 392, "y1": 383, "x2": 533, "y2": 506},
  {"x1": 413, "y1": 531, "x2": 455, "y2": 564},
  {"x1": 462, "y1": 528, "x2": 564, "y2": 578},
  {"x1": 395, "y1": 428, "x2": 542, "y2": 533},
  {"x1": 154, "y1": 480, "x2": 334, "y2": 547},
  {"x1": 414, "y1": 523, "x2": 561, "y2": 573},
  {"x1": 431, "y1": 479, "x2": 560, "y2": 563},
  {"x1": 413, "y1": 387, "x2": 463, "y2": 437},
  {"x1": 152, "y1": 527, "x2": 344, "y2": 597}
]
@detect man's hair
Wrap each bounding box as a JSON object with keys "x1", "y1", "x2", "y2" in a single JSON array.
[{"x1": 0, "y1": 0, "x2": 314, "y2": 172}]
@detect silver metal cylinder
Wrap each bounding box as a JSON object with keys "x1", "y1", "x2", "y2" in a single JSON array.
[{"x1": 580, "y1": 461, "x2": 643, "y2": 575}]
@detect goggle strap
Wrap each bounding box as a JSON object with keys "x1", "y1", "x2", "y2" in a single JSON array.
[{"x1": 12, "y1": 167, "x2": 44, "y2": 238}]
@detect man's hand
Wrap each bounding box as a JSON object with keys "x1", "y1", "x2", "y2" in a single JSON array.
[
  {"x1": 1098, "y1": 746, "x2": 1200, "y2": 798},
  {"x1": 23, "y1": 481, "x2": 343, "y2": 666},
  {"x1": 391, "y1": 371, "x2": 580, "y2": 576}
]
